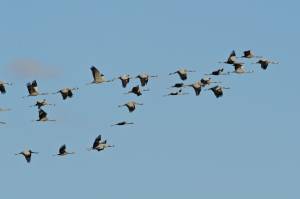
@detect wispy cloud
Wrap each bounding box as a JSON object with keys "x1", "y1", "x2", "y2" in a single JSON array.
[{"x1": 7, "y1": 59, "x2": 61, "y2": 79}]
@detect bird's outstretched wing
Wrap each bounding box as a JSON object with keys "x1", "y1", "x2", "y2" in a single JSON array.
[
  {"x1": 93, "y1": 135, "x2": 101, "y2": 148},
  {"x1": 90, "y1": 66, "x2": 102, "y2": 82},
  {"x1": 27, "y1": 82, "x2": 33, "y2": 94},
  {"x1": 0, "y1": 84, "x2": 6, "y2": 94},
  {"x1": 59, "y1": 144, "x2": 66, "y2": 154}
]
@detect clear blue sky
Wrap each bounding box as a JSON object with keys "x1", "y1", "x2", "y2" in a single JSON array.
[{"x1": 0, "y1": 0, "x2": 299, "y2": 198}]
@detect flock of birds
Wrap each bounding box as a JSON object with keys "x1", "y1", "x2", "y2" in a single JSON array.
[{"x1": 0, "y1": 50, "x2": 278, "y2": 163}]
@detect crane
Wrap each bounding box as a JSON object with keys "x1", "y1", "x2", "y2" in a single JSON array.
[
  {"x1": 240, "y1": 50, "x2": 262, "y2": 59},
  {"x1": 205, "y1": 68, "x2": 229, "y2": 76},
  {"x1": 15, "y1": 149, "x2": 38, "y2": 163},
  {"x1": 253, "y1": 59, "x2": 279, "y2": 70},
  {"x1": 54, "y1": 144, "x2": 75, "y2": 156},
  {"x1": 169, "y1": 68, "x2": 196, "y2": 81},
  {"x1": 88, "y1": 135, "x2": 114, "y2": 151},
  {"x1": 184, "y1": 81, "x2": 202, "y2": 96},
  {"x1": 111, "y1": 121, "x2": 134, "y2": 127},
  {"x1": 53, "y1": 87, "x2": 79, "y2": 100},
  {"x1": 118, "y1": 101, "x2": 143, "y2": 112},
  {"x1": 230, "y1": 63, "x2": 254, "y2": 74},
  {"x1": 88, "y1": 66, "x2": 114, "y2": 84},
  {"x1": 200, "y1": 77, "x2": 221, "y2": 87},
  {"x1": 30, "y1": 99, "x2": 55, "y2": 109},
  {"x1": 219, "y1": 50, "x2": 240, "y2": 64},
  {"x1": 168, "y1": 83, "x2": 185, "y2": 89},
  {"x1": 116, "y1": 74, "x2": 132, "y2": 88},
  {"x1": 206, "y1": 85, "x2": 230, "y2": 98},
  {"x1": 34, "y1": 109, "x2": 56, "y2": 122},
  {"x1": 24, "y1": 80, "x2": 49, "y2": 97},
  {"x1": 0, "y1": 81, "x2": 12, "y2": 94},
  {"x1": 124, "y1": 85, "x2": 149, "y2": 96},
  {"x1": 136, "y1": 73, "x2": 158, "y2": 87},
  {"x1": 164, "y1": 89, "x2": 188, "y2": 97}
]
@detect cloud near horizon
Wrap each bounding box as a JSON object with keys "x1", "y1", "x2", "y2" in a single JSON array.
[{"x1": 7, "y1": 59, "x2": 61, "y2": 79}]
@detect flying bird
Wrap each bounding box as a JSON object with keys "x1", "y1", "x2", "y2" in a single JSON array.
[
  {"x1": 253, "y1": 59, "x2": 279, "y2": 70},
  {"x1": 240, "y1": 50, "x2": 262, "y2": 59},
  {"x1": 184, "y1": 81, "x2": 203, "y2": 96},
  {"x1": 118, "y1": 101, "x2": 143, "y2": 112},
  {"x1": 219, "y1": 50, "x2": 240, "y2": 64},
  {"x1": 205, "y1": 68, "x2": 229, "y2": 76},
  {"x1": 200, "y1": 77, "x2": 221, "y2": 87},
  {"x1": 54, "y1": 144, "x2": 75, "y2": 156},
  {"x1": 30, "y1": 99, "x2": 55, "y2": 109},
  {"x1": 124, "y1": 85, "x2": 149, "y2": 96},
  {"x1": 168, "y1": 83, "x2": 185, "y2": 89},
  {"x1": 88, "y1": 135, "x2": 114, "y2": 151},
  {"x1": 169, "y1": 68, "x2": 196, "y2": 81},
  {"x1": 164, "y1": 89, "x2": 188, "y2": 97},
  {"x1": 116, "y1": 74, "x2": 131, "y2": 88},
  {"x1": 111, "y1": 121, "x2": 134, "y2": 127},
  {"x1": 34, "y1": 109, "x2": 56, "y2": 122},
  {"x1": 0, "y1": 81, "x2": 12, "y2": 94},
  {"x1": 231, "y1": 63, "x2": 254, "y2": 74},
  {"x1": 15, "y1": 149, "x2": 38, "y2": 163},
  {"x1": 206, "y1": 85, "x2": 230, "y2": 98},
  {"x1": 88, "y1": 66, "x2": 113, "y2": 84},
  {"x1": 136, "y1": 73, "x2": 158, "y2": 87},
  {"x1": 53, "y1": 87, "x2": 79, "y2": 100},
  {"x1": 24, "y1": 80, "x2": 49, "y2": 97}
]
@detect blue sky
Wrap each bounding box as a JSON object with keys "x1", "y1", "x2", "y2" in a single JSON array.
[{"x1": 0, "y1": 0, "x2": 299, "y2": 198}]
